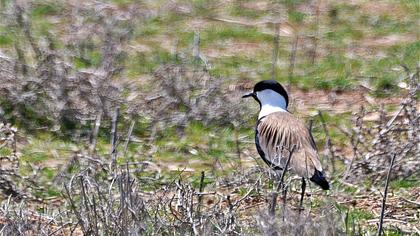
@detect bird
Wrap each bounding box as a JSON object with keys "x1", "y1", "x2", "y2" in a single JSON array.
[{"x1": 242, "y1": 80, "x2": 329, "y2": 208}]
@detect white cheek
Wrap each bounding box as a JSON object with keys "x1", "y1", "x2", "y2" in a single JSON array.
[
  {"x1": 257, "y1": 90, "x2": 287, "y2": 119},
  {"x1": 257, "y1": 90, "x2": 287, "y2": 109}
]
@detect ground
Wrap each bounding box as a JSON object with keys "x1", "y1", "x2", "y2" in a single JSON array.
[{"x1": 0, "y1": 0, "x2": 419, "y2": 235}]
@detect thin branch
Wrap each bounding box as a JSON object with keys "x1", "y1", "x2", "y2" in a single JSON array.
[
  {"x1": 89, "y1": 111, "x2": 103, "y2": 154},
  {"x1": 318, "y1": 110, "x2": 336, "y2": 173},
  {"x1": 378, "y1": 153, "x2": 396, "y2": 236},
  {"x1": 278, "y1": 145, "x2": 296, "y2": 192},
  {"x1": 235, "y1": 130, "x2": 242, "y2": 164},
  {"x1": 197, "y1": 171, "x2": 205, "y2": 216},
  {"x1": 63, "y1": 184, "x2": 86, "y2": 234},
  {"x1": 110, "y1": 107, "x2": 120, "y2": 167},
  {"x1": 288, "y1": 34, "x2": 299, "y2": 81},
  {"x1": 310, "y1": 0, "x2": 320, "y2": 65},
  {"x1": 193, "y1": 31, "x2": 200, "y2": 62},
  {"x1": 399, "y1": 197, "x2": 420, "y2": 207},
  {"x1": 268, "y1": 145, "x2": 296, "y2": 216},
  {"x1": 271, "y1": 23, "x2": 280, "y2": 80},
  {"x1": 123, "y1": 120, "x2": 135, "y2": 157}
]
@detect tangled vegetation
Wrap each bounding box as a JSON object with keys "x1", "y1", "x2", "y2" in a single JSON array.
[{"x1": 0, "y1": 0, "x2": 419, "y2": 235}]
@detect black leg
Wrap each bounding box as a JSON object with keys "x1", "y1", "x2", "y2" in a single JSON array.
[{"x1": 299, "y1": 177, "x2": 306, "y2": 211}]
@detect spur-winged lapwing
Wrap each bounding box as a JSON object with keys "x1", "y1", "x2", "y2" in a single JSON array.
[{"x1": 243, "y1": 80, "x2": 329, "y2": 208}]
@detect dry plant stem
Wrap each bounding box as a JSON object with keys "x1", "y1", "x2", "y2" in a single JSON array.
[
  {"x1": 13, "y1": 1, "x2": 42, "y2": 60},
  {"x1": 378, "y1": 153, "x2": 396, "y2": 236},
  {"x1": 310, "y1": 0, "x2": 320, "y2": 65},
  {"x1": 225, "y1": 195, "x2": 235, "y2": 233},
  {"x1": 234, "y1": 128, "x2": 242, "y2": 168},
  {"x1": 64, "y1": 184, "x2": 86, "y2": 234},
  {"x1": 188, "y1": 189, "x2": 199, "y2": 235},
  {"x1": 341, "y1": 138, "x2": 357, "y2": 181},
  {"x1": 288, "y1": 34, "x2": 299, "y2": 79},
  {"x1": 308, "y1": 119, "x2": 314, "y2": 133},
  {"x1": 268, "y1": 145, "x2": 296, "y2": 217},
  {"x1": 89, "y1": 111, "x2": 103, "y2": 154},
  {"x1": 13, "y1": 41, "x2": 28, "y2": 76},
  {"x1": 281, "y1": 186, "x2": 288, "y2": 222},
  {"x1": 111, "y1": 107, "x2": 120, "y2": 166},
  {"x1": 341, "y1": 106, "x2": 364, "y2": 180},
  {"x1": 193, "y1": 31, "x2": 200, "y2": 62},
  {"x1": 271, "y1": 23, "x2": 280, "y2": 80},
  {"x1": 318, "y1": 110, "x2": 336, "y2": 173},
  {"x1": 197, "y1": 171, "x2": 205, "y2": 216},
  {"x1": 373, "y1": 104, "x2": 406, "y2": 146},
  {"x1": 399, "y1": 197, "x2": 420, "y2": 206},
  {"x1": 299, "y1": 177, "x2": 306, "y2": 211},
  {"x1": 123, "y1": 120, "x2": 135, "y2": 157}
]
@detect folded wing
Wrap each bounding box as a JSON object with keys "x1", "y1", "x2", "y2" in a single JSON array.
[{"x1": 256, "y1": 112, "x2": 323, "y2": 179}]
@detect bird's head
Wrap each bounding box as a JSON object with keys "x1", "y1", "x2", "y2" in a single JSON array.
[{"x1": 242, "y1": 80, "x2": 289, "y2": 111}]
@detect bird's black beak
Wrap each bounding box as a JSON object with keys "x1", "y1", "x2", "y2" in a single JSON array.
[{"x1": 242, "y1": 92, "x2": 255, "y2": 98}]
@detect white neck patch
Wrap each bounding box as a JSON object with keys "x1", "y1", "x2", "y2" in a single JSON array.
[{"x1": 257, "y1": 89, "x2": 287, "y2": 119}]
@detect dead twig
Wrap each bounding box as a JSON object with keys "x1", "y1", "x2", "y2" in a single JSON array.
[
  {"x1": 268, "y1": 145, "x2": 296, "y2": 217},
  {"x1": 110, "y1": 107, "x2": 120, "y2": 167},
  {"x1": 399, "y1": 197, "x2": 420, "y2": 207},
  {"x1": 197, "y1": 171, "x2": 205, "y2": 216},
  {"x1": 123, "y1": 120, "x2": 135, "y2": 157},
  {"x1": 288, "y1": 34, "x2": 299, "y2": 80},
  {"x1": 318, "y1": 110, "x2": 336, "y2": 174},
  {"x1": 378, "y1": 153, "x2": 397, "y2": 236},
  {"x1": 63, "y1": 184, "x2": 86, "y2": 235},
  {"x1": 271, "y1": 23, "x2": 280, "y2": 81},
  {"x1": 89, "y1": 111, "x2": 103, "y2": 154}
]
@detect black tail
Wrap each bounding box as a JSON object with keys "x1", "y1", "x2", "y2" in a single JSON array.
[{"x1": 310, "y1": 169, "x2": 330, "y2": 190}]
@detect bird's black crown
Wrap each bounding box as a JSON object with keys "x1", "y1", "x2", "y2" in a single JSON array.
[{"x1": 254, "y1": 80, "x2": 289, "y2": 106}]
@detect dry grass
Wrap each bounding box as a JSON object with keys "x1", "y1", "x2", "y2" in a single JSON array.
[{"x1": 0, "y1": 0, "x2": 419, "y2": 235}]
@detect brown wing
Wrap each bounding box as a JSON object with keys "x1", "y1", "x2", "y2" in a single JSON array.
[{"x1": 256, "y1": 112, "x2": 323, "y2": 178}]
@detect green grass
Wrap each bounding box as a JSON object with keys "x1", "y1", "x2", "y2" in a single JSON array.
[
  {"x1": 189, "y1": 171, "x2": 214, "y2": 189},
  {"x1": 201, "y1": 24, "x2": 272, "y2": 45},
  {"x1": 210, "y1": 55, "x2": 261, "y2": 77},
  {"x1": 149, "y1": 122, "x2": 252, "y2": 171},
  {"x1": 31, "y1": 2, "x2": 63, "y2": 18},
  {"x1": 42, "y1": 0, "x2": 412, "y2": 95},
  {"x1": 305, "y1": 111, "x2": 353, "y2": 173},
  {"x1": 390, "y1": 177, "x2": 419, "y2": 189},
  {"x1": 334, "y1": 203, "x2": 375, "y2": 234},
  {"x1": 0, "y1": 30, "x2": 13, "y2": 46},
  {"x1": 0, "y1": 147, "x2": 13, "y2": 157},
  {"x1": 2, "y1": 0, "x2": 417, "y2": 96},
  {"x1": 111, "y1": 0, "x2": 136, "y2": 7},
  {"x1": 288, "y1": 10, "x2": 306, "y2": 23},
  {"x1": 74, "y1": 50, "x2": 102, "y2": 69},
  {"x1": 127, "y1": 48, "x2": 174, "y2": 77},
  {"x1": 229, "y1": 4, "x2": 266, "y2": 19},
  {"x1": 41, "y1": 167, "x2": 56, "y2": 179},
  {"x1": 135, "y1": 17, "x2": 166, "y2": 37},
  {"x1": 362, "y1": 41, "x2": 419, "y2": 96},
  {"x1": 21, "y1": 151, "x2": 49, "y2": 163},
  {"x1": 400, "y1": 0, "x2": 420, "y2": 14},
  {"x1": 191, "y1": 0, "x2": 220, "y2": 17},
  {"x1": 370, "y1": 15, "x2": 413, "y2": 36},
  {"x1": 19, "y1": 133, "x2": 77, "y2": 164}
]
